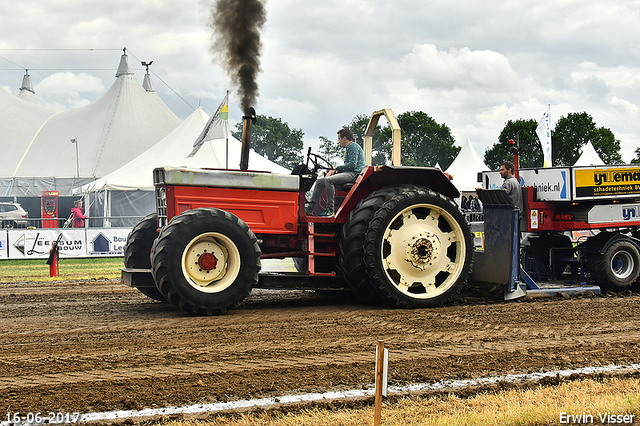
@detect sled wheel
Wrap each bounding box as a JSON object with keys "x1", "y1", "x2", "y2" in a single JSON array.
[
  {"x1": 364, "y1": 188, "x2": 473, "y2": 308},
  {"x1": 587, "y1": 240, "x2": 640, "y2": 291},
  {"x1": 340, "y1": 185, "x2": 422, "y2": 304},
  {"x1": 124, "y1": 213, "x2": 166, "y2": 302},
  {"x1": 151, "y1": 208, "x2": 261, "y2": 315}
]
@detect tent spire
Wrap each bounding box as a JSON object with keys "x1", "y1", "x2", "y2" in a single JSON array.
[
  {"x1": 115, "y1": 47, "x2": 134, "y2": 78},
  {"x1": 19, "y1": 71, "x2": 35, "y2": 95},
  {"x1": 141, "y1": 60, "x2": 156, "y2": 93},
  {"x1": 17, "y1": 68, "x2": 42, "y2": 105}
]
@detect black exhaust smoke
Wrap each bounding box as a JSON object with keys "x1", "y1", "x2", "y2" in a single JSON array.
[{"x1": 209, "y1": 0, "x2": 266, "y2": 116}]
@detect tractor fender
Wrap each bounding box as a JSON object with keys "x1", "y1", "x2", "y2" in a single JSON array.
[
  {"x1": 581, "y1": 231, "x2": 640, "y2": 256},
  {"x1": 354, "y1": 166, "x2": 460, "y2": 200}
]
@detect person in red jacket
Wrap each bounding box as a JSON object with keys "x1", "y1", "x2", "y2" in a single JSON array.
[{"x1": 71, "y1": 200, "x2": 87, "y2": 228}]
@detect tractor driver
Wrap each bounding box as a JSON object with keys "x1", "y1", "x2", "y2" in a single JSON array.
[{"x1": 308, "y1": 128, "x2": 366, "y2": 216}]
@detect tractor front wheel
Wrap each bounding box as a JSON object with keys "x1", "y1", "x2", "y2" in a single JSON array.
[
  {"x1": 151, "y1": 208, "x2": 261, "y2": 315},
  {"x1": 364, "y1": 188, "x2": 473, "y2": 308}
]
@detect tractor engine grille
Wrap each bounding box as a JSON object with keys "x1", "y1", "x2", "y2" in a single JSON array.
[{"x1": 156, "y1": 186, "x2": 167, "y2": 227}]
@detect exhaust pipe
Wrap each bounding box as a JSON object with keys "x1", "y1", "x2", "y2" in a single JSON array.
[{"x1": 240, "y1": 107, "x2": 256, "y2": 171}]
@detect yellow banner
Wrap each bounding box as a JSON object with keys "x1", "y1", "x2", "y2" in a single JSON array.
[{"x1": 575, "y1": 166, "x2": 640, "y2": 197}]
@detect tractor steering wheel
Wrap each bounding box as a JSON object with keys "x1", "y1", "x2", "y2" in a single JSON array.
[{"x1": 306, "y1": 148, "x2": 335, "y2": 174}]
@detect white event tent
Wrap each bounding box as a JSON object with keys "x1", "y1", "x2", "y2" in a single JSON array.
[
  {"x1": 445, "y1": 138, "x2": 490, "y2": 192},
  {"x1": 76, "y1": 107, "x2": 290, "y2": 224},
  {"x1": 1, "y1": 50, "x2": 181, "y2": 197},
  {"x1": 0, "y1": 82, "x2": 59, "y2": 171},
  {"x1": 573, "y1": 141, "x2": 605, "y2": 166}
]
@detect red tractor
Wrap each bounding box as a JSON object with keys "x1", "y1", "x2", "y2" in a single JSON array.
[{"x1": 122, "y1": 109, "x2": 474, "y2": 315}]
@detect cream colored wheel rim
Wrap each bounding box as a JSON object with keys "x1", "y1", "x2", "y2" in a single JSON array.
[
  {"x1": 181, "y1": 232, "x2": 241, "y2": 293},
  {"x1": 380, "y1": 203, "x2": 466, "y2": 299}
]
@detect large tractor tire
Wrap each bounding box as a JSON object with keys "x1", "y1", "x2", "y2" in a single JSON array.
[
  {"x1": 340, "y1": 185, "x2": 421, "y2": 304},
  {"x1": 124, "y1": 212, "x2": 166, "y2": 302},
  {"x1": 151, "y1": 208, "x2": 261, "y2": 315},
  {"x1": 363, "y1": 188, "x2": 474, "y2": 308},
  {"x1": 586, "y1": 239, "x2": 640, "y2": 292}
]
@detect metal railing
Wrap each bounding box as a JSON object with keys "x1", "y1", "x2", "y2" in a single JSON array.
[
  {"x1": 1, "y1": 216, "x2": 145, "y2": 229},
  {"x1": 463, "y1": 211, "x2": 484, "y2": 223}
]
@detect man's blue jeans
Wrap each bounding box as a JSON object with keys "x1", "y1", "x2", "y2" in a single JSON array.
[{"x1": 310, "y1": 171, "x2": 358, "y2": 210}]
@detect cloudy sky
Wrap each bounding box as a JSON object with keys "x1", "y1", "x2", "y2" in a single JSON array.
[{"x1": 1, "y1": 0, "x2": 639, "y2": 163}]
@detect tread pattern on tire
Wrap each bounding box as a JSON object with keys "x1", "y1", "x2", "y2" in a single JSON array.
[
  {"x1": 124, "y1": 213, "x2": 166, "y2": 302},
  {"x1": 363, "y1": 188, "x2": 474, "y2": 308},
  {"x1": 339, "y1": 185, "x2": 421, "y2": 304},
  {"x1": 587, "y1": 240, "x2": 640, "y2": 292}
]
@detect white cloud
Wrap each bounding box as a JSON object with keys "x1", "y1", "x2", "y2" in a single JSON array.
[
  {"x1": 2, "y1": 0, "x2": 640, "y2": 163},
  {"x1": 36, "y1": 72, "x2": 104, "y2": 109},
  {"x1": 399, "y1": 45, "x2": 518, "y2": 92}
]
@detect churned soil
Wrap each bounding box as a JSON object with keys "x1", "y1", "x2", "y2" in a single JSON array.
[{"x1": 1, "y1": 278, "x2": 640, "y2": 418}]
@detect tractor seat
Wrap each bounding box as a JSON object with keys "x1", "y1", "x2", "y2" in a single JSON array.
[{"x1": 335, "y1": 182, "x2": 354, "y2": 193}]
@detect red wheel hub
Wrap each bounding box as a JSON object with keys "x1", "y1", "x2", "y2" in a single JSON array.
[{"x1": 198, "y1": 252, "x2": 218, "y2": 270}]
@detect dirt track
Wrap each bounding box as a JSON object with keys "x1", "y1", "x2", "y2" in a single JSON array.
[{"x1": 1, "y1": 278, "x2": 640, "y2": 418}]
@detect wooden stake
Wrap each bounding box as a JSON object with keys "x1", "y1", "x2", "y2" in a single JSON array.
[{"x1": 374, "y1": 340, "x2": 384, "y2": 426}]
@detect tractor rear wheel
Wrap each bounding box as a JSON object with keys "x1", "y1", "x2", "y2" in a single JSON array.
[
  {"x1": 151, "y1": 208, "x2": 261, "y2": 315},
  {"x1": 124, "y1": 213, "x2": 166, "y2": 302},
  {"x1": 364, "y1": 188, "x2": 473, "y2": 308},
  {"x1": 340, "y1": 185, "x2": 421, "y2": 304},
  {"x1": 587, "y1": 240, "x2": 640, "y2": 292}
]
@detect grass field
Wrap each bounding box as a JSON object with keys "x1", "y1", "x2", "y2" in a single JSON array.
[
  {"x1": 153, "y1": 377, "x2": 640, "y2": 426},
  {"x1": 0, "y1": 257, "x2": 123, "y2": 283}
]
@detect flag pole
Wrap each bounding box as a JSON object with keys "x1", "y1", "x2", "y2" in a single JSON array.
[{"x1": 226, "y1": 90, "x2": 229, "y2": 169}]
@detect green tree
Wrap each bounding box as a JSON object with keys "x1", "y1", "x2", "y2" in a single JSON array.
[
  {"x1": 485, "y1": 112, "x2": 623, "y2": 169},
  {"x1": 590, "y1": 127, "x2": 623, "y2": 165},
  {"x1": 552, "y1": 112, "x2": 623, "y2": 166},
  {"x1": 484, "y1": 119, "x2": 542, "y2": 171},
  {"x1": 232, "y1": 115, "x2": 304, "y2": 170},
  {"x1": 317, "y1": 135, "x2": 342, "y2": 165},
  {"x1": 320, "y1": 111, "x2": 459, "y2": 168},
  {"x1": 346, "y1": 114, "x2": 391, "y2": 165},
  {"x1": 318, "y1": 114, "x2": 390, "y2": 166},
  {"x1": 630, "y1": 147, "x2": 640, "y2": 164},
  {"x1": 396, "y1": 111, "x2": 459, "y2": 169}
]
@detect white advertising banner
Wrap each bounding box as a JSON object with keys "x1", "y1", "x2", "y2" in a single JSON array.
[
  {"x1": 4, "y1": 228, "x2": 132, "y2": 259},
  {"x1": 519, "y1": 168, "x2": 570, "y2": 201},
  {"x1": 480, "y1": 171, "x2": 504, "y2": 190},
  {"x1": 481, "y1": 168, "x2": 570, "y2": 201},
  {"x1": 7, "y1": 229, "x2": 87, "y2": 259},
  {"x1": 86, "y1": 229, "x2": 130, "y2": 256},
  {"x1": 0, "y1": 230, "x2": 7, "y2": 259}
]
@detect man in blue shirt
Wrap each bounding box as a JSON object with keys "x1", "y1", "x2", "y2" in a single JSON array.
[{"x1": 308, "y1": 128, "x2": 366, "y2": 216}]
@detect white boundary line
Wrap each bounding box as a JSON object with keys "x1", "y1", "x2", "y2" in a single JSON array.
[{"x1": 3, "y1": 363, "x2": 639, "y2": 425}]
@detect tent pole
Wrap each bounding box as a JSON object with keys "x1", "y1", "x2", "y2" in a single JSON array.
[{"x1": 104, "y1": 189, "x2": 110, "y2": 228}]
